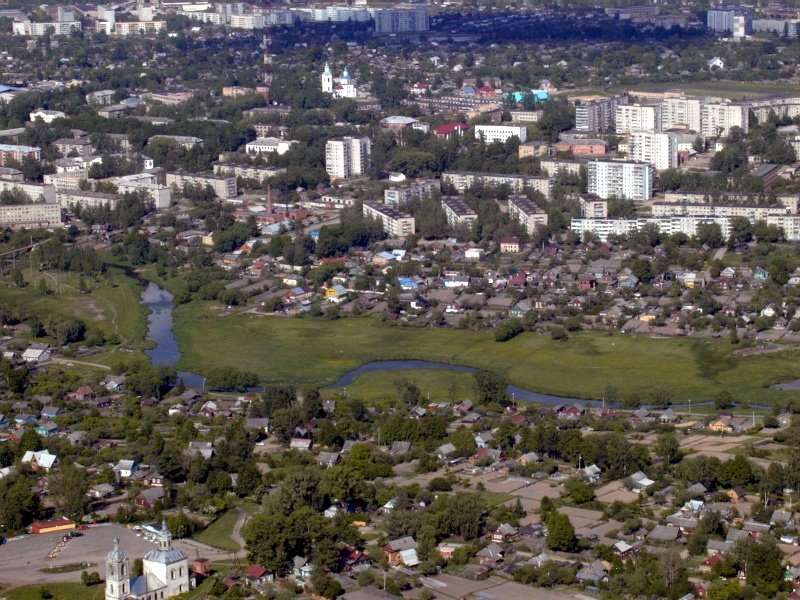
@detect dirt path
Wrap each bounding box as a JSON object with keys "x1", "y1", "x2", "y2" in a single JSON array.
[{"x1": 230, "y1": 507, "x2": 247, "y2": 551}]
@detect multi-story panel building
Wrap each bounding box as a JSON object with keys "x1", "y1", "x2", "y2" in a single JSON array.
[
  {"x1": 112, "y1": 20, "x2": 166, "y2": 35},
  {"x1": 213, "y1": 163, "x2": 286, "y2": 182},
  {"x1": 752, "y1": 18, "x2": 799, "y2": 37},
  {"x1": 229, "y1": 14, "x2": 265, "y2": 28},
  {"x1": 440, "y1": 196, "x2": 478, "y2": 230},
  {"x1": 651, "y1": 202, "x2": 790, "y2": 219},
  {"x1": 0, "y1": 144, "x2": 40, "y2": 166},
  {"x1": 749, "y1": 97, "x2": 800, "y2": 122},
  {"x1": 571, "y1": 216, "x2": 733, "y2": 242},
  {"x1": 661, "y1": 96, "x2": 703, "y2": 132},
  {"x1": 629, "y1": 131, "x2": 678, "y2": 170},
  {"x1": 587, "y1": 160, "x2": 654, "y2": 201},
  {"x1": 56, "y1": 189, "x2": 122, "y2": 210},
  {"x1": 707, "y1": 8, "x2": 736, "y2": 33},
  {"x1": 115, "y1": 174, "x2": 172, "y2": 209},
  {"x1": 384, "y1": 180, "x2": 438, "y2": 205},
  {"x1": 539, "y1": 158, "x2": 584, "y2": 178},
  {"x1": 166, "y1": 173, "x2": 237, "y2": 199},
  {"x1": 441, "y1": 171, "x2": 554, "y2": 199},
  {"x1": 474, "y1": 124, "x2": 527, "y2": 144},
  {"x1": 325, "y1": 137, "x2": 371, "y2": 179},
  {"x1": 575, "y1": 95, "x2": 626, "y2": 132},
  {"x1": 149, "y1": 135, "x2": 203, "y2": 150},
  {"x1": 0, "y1": 181, "x2": 55, "y2": 203},
  {"x1": 363, "y1": 201, "x2": 415, "y2": 236},
  {"x1": 579, "y1": 194, "x2": 608, "y2": 218},
  {"x1": 0, "y1": 202, "x2": 62, "y2": 229},
  {"x1": 508, "y1": 195, "x2": 548, "y2": 235},
  {"x1": 86, "y1": 90, "x2": 116, "y2": 106},
  {"x1": 12, "y1": 20, "x2": 81, "y2": 36},
  {"x1": 701, "y1": 102, "x2": 749, "y2": 137},
  {"x1": 663, "y1": 191, "x2": 799, "y2": 213},
  {"x1": 615, "y1": 103, "x2": 661, "y2": 134},
  {"x1": 372, "y1": 7, "x2": 430, "y2": 33}
]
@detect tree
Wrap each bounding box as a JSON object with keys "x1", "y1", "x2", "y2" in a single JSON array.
[
  {"x1": 474, "y1": 369, "x2": 507, "y2": 404},
  {"x1": 654, "y1": 431, "x2": 681, "y2": 464},
  {"x1": 48, "y1": 462, "x2": 88, "y2": 518},
  {"x1": 564, "y1": 479, "x2": 594, "y2": 505},
  {"x1": 546, "y1": 512, "x2": 577, "y2": 552}
]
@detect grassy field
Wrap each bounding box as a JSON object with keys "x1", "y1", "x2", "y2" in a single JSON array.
[
  {"x1": 3, "y1": 582, "x2": 105, "y2": 600},
  {"x1": 320, "y1": 368, "x2": 477, "y2": 405},
  {"x1": 583, "y1": 80, "x2": 800, "y2": 101},
  {"x1": 192, "y1": 509, "x2": 241, "y2": 552},
  {"x1": 0, "y1": 266, "x2": 149, "y2": 365},
  {"x1": 172, "y1": 302, "x2": 800, "y2": 403}
]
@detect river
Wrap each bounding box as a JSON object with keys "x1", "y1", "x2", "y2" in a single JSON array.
[{"x1": 139, "y1": 281, "x2": 766, "y2": 409}]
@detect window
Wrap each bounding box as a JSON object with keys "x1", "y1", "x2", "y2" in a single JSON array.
[
  {"x1": 121, "y1": 564, "x2": 126, "y2": 576},
  {"x1": 171, "y1": 569, "x2": 175, "y2": 580}
]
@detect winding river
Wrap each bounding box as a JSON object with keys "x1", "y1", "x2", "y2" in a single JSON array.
[{"x1": 140, "y1": 282, "x2": 764, "y2": 409}]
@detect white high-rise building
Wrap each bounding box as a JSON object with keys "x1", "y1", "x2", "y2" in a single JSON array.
[
  {"x1": 615, "y1": 104, "x2": 660, "y2": 134},
  {"x1": 372, "y1": 7, "x2": 430, "y2": 33},
  {"x1": 325, "y1": 137, "x2": 371, "y2": 179},
  {"x1": 630, "y1": 131, "x2": 678, "y2": 171},
  {"x1": 474, "y1": 124, "x2": 527, "y2": 144},
  {"x1": 321, "y1": 63, "x2": 357, "y2": 99},
  {"x1": 661, "y1": 97, "x2": 703, "y2": 132},
  {"x1": 701, "y1": 102, "x2": 749, "y2": 138},
  {"x1": 587, "y1": 159, "x2": 654, "y2": 201}
]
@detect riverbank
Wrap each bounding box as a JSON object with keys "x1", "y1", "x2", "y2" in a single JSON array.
[{"x1": 169, "y1": 299, "x2": 800, "y2": 404}]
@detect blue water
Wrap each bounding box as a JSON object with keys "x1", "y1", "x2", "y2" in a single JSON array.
[{"x1": 141, "y1": 282, "x2": 205, "y2": 390}]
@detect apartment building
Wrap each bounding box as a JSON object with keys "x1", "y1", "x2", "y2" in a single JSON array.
[
  {"x1": 384, "y1": 180, "x2": 438, "y2": 205},
  {"x1": 765, "y1": 215, "x2": 800, "y2": 240},
  {"x1": 571, "y1": 216, "x2": 733, "y2": 242},
  {"x1": 111, "y1": 20, "x2": 166, "y2": 35},
  {"x1": 53, "y1": 138, "x2": 93, "y2": 158},
  {"x1": 0, "y1": 181, "x2": 55, "y2": 203},
  {"x1": 615, "y1": 103, "x2": 661, "y2": 134},
  {"x1": 229, "y1": 14, "x2": 265, "y2": 28},
  {"x1": 749, "y1": 97, "x2": 800, "y2": 122},
  {"x1": 663, "y1": 191, "x2": 799, "y2": 213},
  {"x1": 661, "y1": 96, "x2": 703, "y2": 131},
  {"x1": 44, "y1": 172, "x2": 85, "y2": 190},
  {"x1": 509, "y1": 110, "x2": 542, "y2": 123},
  {"x1": 441, "y1": 171, "x2": 554, "y2": 198},
  {"x1": 116, "y1": 173, "x2": 172, "y2": 209},
  {"x1": 555, "y1": 138, "x2": 607, "y2": 155},
  {"x1": 373, "y1": 7, "x2": 430, "y2": 33},
  {"x1": 508, "y1": 195, "x2": 548, "y2": 235},
  {"x1": 440, "y1": 196, "x2": 478, "y2": 230},
  {"x1": 629, "y1": 131, "x2": 678, "y2": 170},
  {"x1": 13, "y1": 20, "x2": 81, "y2": 36},
  {"x1": 149, "y1": 135, "x2": 203, "y2": 150},
  {"x1": 474, "y1": 124, "x2": 527, "y2": 144},
  {"x1": 587, "y1": 160, "x2": 654, "y2": 201},
  {"x1": 56, "y1": 189, "x2": 122, "y2": 210},
  {"x1": 213, "y1": 163, "x2": 286, "y2": 183},
  {"x1": 652, "y1": 202, "x2": 790, "y2": 219},
  {"x1": 86, "y1": 90, "x2": 116, "y2": 106},
  {"x1": 363, "y1": 201, "x2": 415, "y2": 237},
  {"x1": 752, "y1": 18, "x2": 799, "y2": 37},
  {"x1": 325, "y1": 137, "x2": 371, "y2": 179},
  {"x1": 701, "y1": 102, "x2": 749, "y2": 137},
  {"x1": 575, "y1": 96, "x2": 626, "y2": 132},
  {"x1": 0, "y1": 167, "x2": 24, "y2": 182},
  {"x1": 0, "y1": 202, "x2": 62, "y2": 229},
  {"x1": 579, "y1": 194, "x2": 608, "y2": 218},
  {"x1": 166, "y1": 173, "x2": 237, "y2": 199},
  {"x1": 539, "y1": 158, "x2": 583, "y2": 178},
  {"x1": 0, "y1": 144, "x2": 40, "y2": 166}
]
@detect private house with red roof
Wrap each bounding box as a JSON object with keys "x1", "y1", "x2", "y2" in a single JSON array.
[{"x1": 434, "y1": 122, "x2": 469, "y2": 140}]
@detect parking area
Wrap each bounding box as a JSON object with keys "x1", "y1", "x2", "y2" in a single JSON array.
[{"x1": 0, "y1": 523, "x2": 213, "y2": 586}]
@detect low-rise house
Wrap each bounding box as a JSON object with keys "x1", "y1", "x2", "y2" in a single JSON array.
[
  {"x1": 383, "y1": 537, "x2": 417, "y2": 566},
  {"x1": 437, "y1": 542, "x2": 464, "y2": 561},
  {"x1": 475, "y1": 543, "x2": 504, "y2": 567},
  {"x1": 40, "y1": 406, "x2": 62, "y2": 420},
  {"x1": 436, "y1": 443, "x2": 456, "y2": 459},
  {"x1": 88, "y1": 483, "x2": 115, "y2": 499},
  {"x1": 0, "y1": 414, "x2": 8, "y2": 430},
  {"x1": 187, "y1": 441, "x2": 215, "y2": 459},
  {"x1": 293, "y1": 556, "x2": 314, "y2": 584},
  {"x1": 582, "y1": 464, "x2": 602, "y2": 482},
  {"x1": 491, "y1": 523, "x2": 520, "y2": 544},
  {"x1": 290, "y1": 427, "x2": 313, "y2": 450},
  {"x1": 244, "y1": 564, "x2": 274, "y2": 586},
  {"x1": 245, "y1": 418, "x2": 270, "y2": 434},
  {"x1": 576, "y1": 560, "x2": 609, "y2": 584},
  {"x1": 112, "y1": 459, "x2": 138, "y2": 479},
  {"x1": 21, "y1": 449, "x2": 58, "y2": 472},
  {"x1": 771, "y1": 509, "x2": 795, "y2": 528},
  {"x1": 390, "y1": 441, "x2": 412, "y2": 455},
  {"x1": 726, "y1": 487, "x2": 746, "y2": 503},
  {"x1": 135, "y1": 487, "x2": 165, "y2": 510},
  {"x1": 22, "y1": 347, "x2": 50, "y2": 363},
  {"x1": 629, "y1": 471, "x2": 655, "y2": 492},
  {"x1": 35, "y1": 421, "x2": 59, "y2": 437},
  {"x1": 647, "y1": 525, "x2": 681, "y2": 543},
  {"x1": 317, "y1": 451, "x2": 341, "y2": 469},
  {"x1": 709, "y1": 415, "x2": 748, "y2": 434}
]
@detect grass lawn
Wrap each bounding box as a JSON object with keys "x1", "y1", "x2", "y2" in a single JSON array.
[
  {"x1": 0, "y1": 266, "x2": 149, "y2": 365},
  {"x1": 192, "y1": 509, "x2": 241, "y2": 552},
  {"x1": 172, "y1": 302, "x2": 800, "y2": 404},
  {"x1": 3, "y1": 582, "x2": 105, "y2": 600},
  {"x1": 320, "y1": 369, "x2": 477, "y2": 405}
]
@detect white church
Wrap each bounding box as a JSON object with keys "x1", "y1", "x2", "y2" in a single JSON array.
[
  {"x1": 321, "y1": 63, "x2": 357, "y2": 99},
  {"x1": 106, "y1": 522, "x2": 192, "y2": 600}
]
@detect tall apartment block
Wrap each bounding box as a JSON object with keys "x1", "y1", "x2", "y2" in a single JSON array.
[
  {"x1": 587, "y1": 159, "x2": 655, "y2": 202},
  {"x1": 325, "y1": 137, "x2": 371, "y2": 179}
]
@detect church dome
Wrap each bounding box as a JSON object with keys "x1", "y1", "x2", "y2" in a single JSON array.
[{"x1": 107, "y1": 538, "x2": 128, "y2": 563}]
